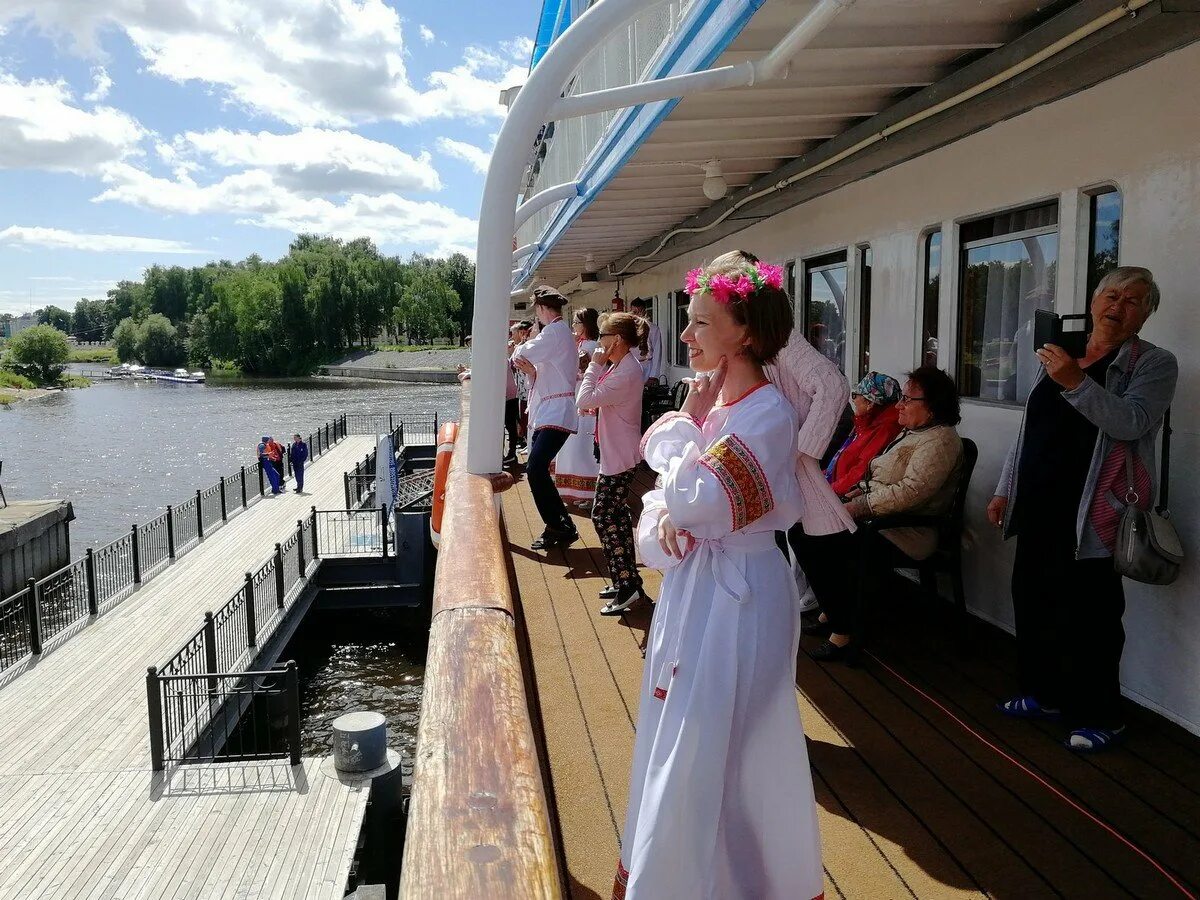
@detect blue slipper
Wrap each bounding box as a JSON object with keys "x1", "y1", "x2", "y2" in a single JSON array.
[
  {"x1": 997, "y1": 695, "x2": 1062, "y2": 720},
  {"x1": 1066, "y1": 725, "x2": 1126, "y2": 753}
]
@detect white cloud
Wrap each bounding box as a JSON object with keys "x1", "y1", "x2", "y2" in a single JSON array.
[
  {"x1": 0, "y1": 72, "x2": 145, "y2": 175},
  {"x1": 501, "y1": 37, "x2": 534, "y2": 62},
  {"x1": 419, "y1": 24, "x2": 435, "y2": 44},
  {"x1": 0, "y1": 2, "x2": 526, "y2": 127},
  {"x1": 435, "y1": 137, "x2": 490, "y2": 175},
  {"x1": 0, "y1": 226, "x2": 204, "y2": 254},
  {"x1": 171, "y1": 127, "x2": 442, "y2": 195},
  {"x1": 94, "y1": 163, "x2": 477, "y2": 257},
  {"x1": 83, "y1": 66, "x2": 112, "y2": 101}
]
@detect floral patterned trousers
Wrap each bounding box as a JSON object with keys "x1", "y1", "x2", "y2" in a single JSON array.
[{"x1": 593, "y1": 468, "x2": 642, "y2": 590}]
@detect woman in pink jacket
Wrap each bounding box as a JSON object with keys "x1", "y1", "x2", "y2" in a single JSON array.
[{"x1": 577, "y1": 311, "x2": 649, "y2": 616}]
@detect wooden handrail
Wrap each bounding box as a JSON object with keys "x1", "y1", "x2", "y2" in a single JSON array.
[{"x1": 400, "y1": 385, "x2": 562, "y2": 899}]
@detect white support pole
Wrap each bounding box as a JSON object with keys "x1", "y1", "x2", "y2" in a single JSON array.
[
  {"x1": 513, "y1": 243, "x2": 540, "y2": 264},
  {"x1": 546, "y1": 0, "x2": 855, "y2": 121},
  {"x1": 548, "y1": 63, "x2": 754, "y2": 121},
  {"x1": 515, "y1": 180, "x2": 581, "y2": 229},
  {"x1": 469, "y1": 0, "x2": 857, "y2": 474},
  {"x1": 468, "y1": 0, "x2": 652, "y2": 475}
]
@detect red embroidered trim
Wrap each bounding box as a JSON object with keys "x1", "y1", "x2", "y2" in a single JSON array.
[
  {"x1": 638, "y1": 411, "x2": 698, "y2": 460},
  {"x1": 611, "y1": 861, "x2": 630, "y2": 900},
  {"x1": 713, "y1": 379, "x2": 770, "y2": 409},
  {"x1": 555, "y1": 473, "x2": 598, "y2": 491},
  {"x1": 698, "y1": 433, "x2": 775, "y2": 531}
]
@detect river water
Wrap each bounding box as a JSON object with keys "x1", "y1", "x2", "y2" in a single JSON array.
[
  {"x1": 289, "y1": 607, "x2": 427, "y2": 770},
  {"x1": 0, "y1": 376, "x2": 460, "y2": 551},
  {"x1": 2, "y1": 375, "x2": 454, "y2": 760}
]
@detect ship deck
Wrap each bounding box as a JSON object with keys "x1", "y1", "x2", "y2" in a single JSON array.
[
  {"x1": 0, "y1": 436, "x2": 376, "y2": 900},
  {"x1": 502, "y1": 465, "x2": 1200, "y2": 899}
]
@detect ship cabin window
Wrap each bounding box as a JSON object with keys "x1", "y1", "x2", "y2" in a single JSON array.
[
  {"x1": 921, "y1": 230, "x2": 942, "y2": 368},
  {"x1": 803, "y1": 251, "x2": 849, "y2": 372},
  {"x1": 673, "y1": 290, "x2": 689, "y2": 367},
  {"x1": 957, "y1": 200, "x2": 1059, "y2": 404},
  {"x1": 857, "y1": 245, "x2": 873, "y2": 379},
  {"x1": 1086, "y1": 187, "x2": 1122, "y2": 299}
]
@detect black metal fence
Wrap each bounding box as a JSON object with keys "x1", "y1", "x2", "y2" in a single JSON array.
[
  {"x1": 0, "y1": 413, "x2": 347, "y2": 676},
  {"x1": 0, "y1": 586, "x2": 33, "y2": 671},
  {"x1": 341, "y1": 415, "x2": 438, "y2": 509},
  {"x1": 146, "y1": 663, "x2": 301, "y2": 769},
  {"x1": 148, "y1": 510, "x2": 327, "y2": 769},
  {"x1": 344, "y1": 412, "x2": 439, "y2": 444},
  {"x1": 314, "y1": 508, "x2": 389, "y2": 557}
]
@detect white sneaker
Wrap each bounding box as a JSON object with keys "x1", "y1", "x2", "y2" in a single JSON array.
[{"x1": 798, "y1": 585, "x2": 819, "y2": 613}]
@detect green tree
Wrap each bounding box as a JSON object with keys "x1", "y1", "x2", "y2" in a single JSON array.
[
  {"x1": 7, "y1": 324, "x2": 70, "y2": 384},
  {"x1": 138, "y1": 313, "x2": 184, "y2": 366},
  {"x1": 186, "y1": 311, "x2": 212, "y2": 367},
  {"x1": 438, "y1": 253, "x2": 475, "y2": 345},
  {"x1": 113, "y1": 317, "x2": 142, "y2": 362},
  {"x1": 230, "y1": 273, "x2": 285, "y2": 373},
  {"x1": 72, "y1": 298, "x2": 108, "y2": 342},
  {"x1": 142, "y1": 265, "x2": 191, "y2": 323},
  {"x1": 105, "y1": 281, "x2": 148, "y2": 338},
  {"x1": 36, "y1": 305, "x2": 73, "y2": 333},
  {"x1": 394, "y1": 269, "x2": 461, "y2": 343}
]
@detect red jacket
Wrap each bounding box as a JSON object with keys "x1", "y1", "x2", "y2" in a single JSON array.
[{"x1": 827, "y1": 404, "x2": 902, "y2": 497}]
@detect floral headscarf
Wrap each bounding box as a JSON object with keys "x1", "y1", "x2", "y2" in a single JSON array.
[{"x1": 852, "y1": 371, "x2": 901, "y2": 407}]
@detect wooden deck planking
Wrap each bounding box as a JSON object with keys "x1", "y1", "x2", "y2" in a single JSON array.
[
  {"x1": 503, "y1": 464, "x2": 1200, "y2": 900},
  {"x1": 0, "y1": 436, "x2": 374, "y2": 900}
]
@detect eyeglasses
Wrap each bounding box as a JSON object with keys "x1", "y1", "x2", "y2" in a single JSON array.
[
  {"x1": 598, "y1": 331, "x2": 618, "y2": 337},
  {"x1": 899, "y1": 393, "x2": 927, "y2": 404}
]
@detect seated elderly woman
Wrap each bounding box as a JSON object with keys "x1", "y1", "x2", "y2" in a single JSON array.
[
  {"x1": 824, "y1": 371, "x2": 903, "y2": 498},
  {"x1": 799, "y1": 365, "x2": 963, "y2": 663},
  {"x1": 988, "y1": 266, "x2": 1177, "y2": 753}
]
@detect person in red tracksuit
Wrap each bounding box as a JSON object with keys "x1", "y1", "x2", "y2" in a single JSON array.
[{"x1": 824, "y1": 371, "x2": 902, "y2": 498}]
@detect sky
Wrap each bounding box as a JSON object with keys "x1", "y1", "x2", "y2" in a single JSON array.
[{"x1": 0, "y1": 0, "x2": 541, "y2": 317}]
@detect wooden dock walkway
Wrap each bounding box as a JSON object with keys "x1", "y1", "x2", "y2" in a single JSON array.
[
  {"x1": 503, "y1": 465, "x2": 1200, "y2": 900},
  {"x1": 0, "y1": 435, "x2": 376, "y2": 900}
]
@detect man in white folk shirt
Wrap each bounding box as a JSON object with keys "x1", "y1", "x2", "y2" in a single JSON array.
[
  {"x1": 629, "y1": 297, "x2": 664, "y2": 386},
  {"x1": 511, "y1": 286, "x2": 581, "y2": 550}
]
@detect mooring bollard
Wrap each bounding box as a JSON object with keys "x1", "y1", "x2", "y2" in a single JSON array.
[{"x1": 332, "y1": 711, "x2": 387, "y2": 773}]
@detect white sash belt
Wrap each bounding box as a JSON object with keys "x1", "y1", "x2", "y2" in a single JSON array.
[{"x1": 652, "y1": 530, "x2": 780, "y2": 700}]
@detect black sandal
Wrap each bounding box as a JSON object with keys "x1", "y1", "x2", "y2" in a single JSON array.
[{"x1": 810, "y1": 638, "x2": 860, "y2": 665}]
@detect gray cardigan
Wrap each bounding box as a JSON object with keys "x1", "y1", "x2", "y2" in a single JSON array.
[{"x1": 996, "y1": 335, "x2": 1178, "y2": 559}]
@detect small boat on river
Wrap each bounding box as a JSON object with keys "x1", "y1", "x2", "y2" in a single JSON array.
[{"x1": 104, "y1": 363, "x2": 205, "y2": 383}]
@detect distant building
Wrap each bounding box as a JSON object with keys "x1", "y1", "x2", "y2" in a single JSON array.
[{"x1": 1, "y1": 314, "x2": 36, "y2": 339}]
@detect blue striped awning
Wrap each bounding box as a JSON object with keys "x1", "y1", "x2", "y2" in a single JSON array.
[{"x1": 530, "y1": 0, "x2": 572, "y2": 70}]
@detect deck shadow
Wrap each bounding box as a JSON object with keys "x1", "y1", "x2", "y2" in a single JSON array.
[{"x1": 797, "y1": 578, "x2": 1200, "y2": 899}]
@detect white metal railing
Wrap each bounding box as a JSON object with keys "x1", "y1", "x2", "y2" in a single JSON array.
[{"x1": 514, "y1": 0, "x2": 694, "y2": 251}]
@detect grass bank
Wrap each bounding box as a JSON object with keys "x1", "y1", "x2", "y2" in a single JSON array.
[{"x1": 68, "y1": 347, "x2": 117, "y2": 364}]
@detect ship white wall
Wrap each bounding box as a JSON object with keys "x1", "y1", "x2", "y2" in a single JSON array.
[{"x1": 621, "y1": 41, "x2": 1200, "y2": 733}]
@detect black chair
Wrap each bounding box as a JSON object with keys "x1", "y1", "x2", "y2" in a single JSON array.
[
  {"x1": 0, "y1": 460, "x2": 6, "y2": 508},
  {"x1": 858, "y1": 438, "x2": 979, "y2": 636},
  {"x1": 670, "y1": 379, "x2": 689, "y2": 411},
  {"x1": 641, "y1": 382, "x2": 674, "y2": 431}
]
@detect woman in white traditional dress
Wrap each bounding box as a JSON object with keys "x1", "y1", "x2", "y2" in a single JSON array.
[
  {"x1": 614, "y1": 251, "x2": 823, "y2": 900},
  {"x1": 554, "y1": 307, "x2": 602, "y2": 507}
]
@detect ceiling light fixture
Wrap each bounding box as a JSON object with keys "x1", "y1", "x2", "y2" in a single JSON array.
[{"x1": 702, "y1": 159, "x2": 727, "y2": 201}]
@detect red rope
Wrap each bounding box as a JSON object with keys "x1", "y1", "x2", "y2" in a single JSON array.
[{"x1": 866, "y1": 650, "x2": 1198, "y2": 900}]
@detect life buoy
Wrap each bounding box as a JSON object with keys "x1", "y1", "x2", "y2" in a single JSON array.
[{"x1": 430, "y1": 421, "x2": 459, "y2": 546}]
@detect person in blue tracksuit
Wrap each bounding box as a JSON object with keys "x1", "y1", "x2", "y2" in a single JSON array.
[
  {"x1": 289, "y1": 434, "x2": 309, "y2": 493},
  {"x1": 258, "y1": 435, "x2": 282, "y2": 494}
]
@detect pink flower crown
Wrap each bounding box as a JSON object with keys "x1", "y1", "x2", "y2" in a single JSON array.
[{"x1": 684, "y1": 261, "x2": 785, "y2": 305}]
